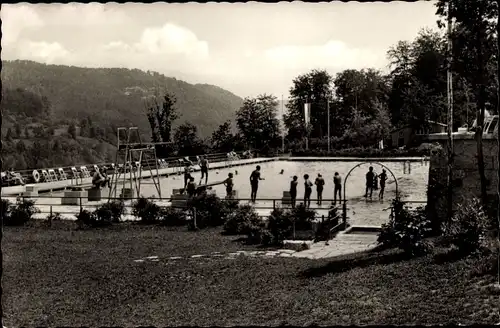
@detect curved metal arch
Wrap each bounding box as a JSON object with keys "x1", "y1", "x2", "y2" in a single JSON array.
[{"x1": 342, "y1": 161, "x2": 400, "y2": 201}]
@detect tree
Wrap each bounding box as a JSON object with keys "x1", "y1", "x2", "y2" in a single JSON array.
[
  {"x1": 387, "y1": 29, "x2": 448, "y2": 129},
  {"x1": 333, "y1": 69, "x2": 390, "y2": 137},
  {"x1": 145, "y1": 93, "x2": 179, "y2": 143},
  {"x1": 436, "y1": 0, "x2": 498, "y2": 206},
  {"x1": 68, "y1": 123, "x2": 77, "y2": 139},
  {"x1": 285, "y1": 70, "x2": 333, "y2": 140},
  {"x1": 236, "y1": 94, "x2": 281, "y2": 151},
  {"x1": 210, "y1": 121, "x2": 235, "y2": 153},
  {"x1": 173, "y1": 122, "x2": 204, "y2": 156},
  {"x1": 24, "y1": 127, "x2": 29, "y2": 138}
]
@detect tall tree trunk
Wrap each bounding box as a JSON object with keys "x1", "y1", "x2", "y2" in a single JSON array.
[
  {"x1": 476, "y1": 25, "x2": 488, "y2": 206},
  {"x1": 496, "y1": 0, "x2": 500, "y2": 287},
  {"x1": 446, "y1": 2, "x2": 454, "y2": 226}
]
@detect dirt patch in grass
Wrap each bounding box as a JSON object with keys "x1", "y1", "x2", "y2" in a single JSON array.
[{"x1": 3, "y1": 221, "x2": 499, "y2": 326}]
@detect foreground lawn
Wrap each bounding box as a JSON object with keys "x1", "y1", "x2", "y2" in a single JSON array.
[{"x1": 3, "y1": 221, "x2": 499, "y2": 326}]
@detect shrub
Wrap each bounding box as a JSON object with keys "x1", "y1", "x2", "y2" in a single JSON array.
[
  {"x1": 267, "y1": 207, "x2": 294, "y2": 245},
  {"x1": 290, "y1": 204, "x2": 316, "y2": 230},
  {"x1": 191, "y1": 193, "x2": 232, "y2": 228},
  {"x1": 290, "y1": 146, "x2": 428, "y2": 158},
  {"x1": 378, "y1": 198, "x2": 434, "y2": 256},
  {"x1": 223, "y1": 204, "x2": 262, "y2": 235},
  {"x1": 159, "y1": 207, "x2": 187, "y2": 227},
  {"x1": 2, "y1": 199, "x2": 12, "y2": 222},
  {"x1": 75, "y1": 209, "x2": 97, "y2": 227},
  {"x1": 132, "y1": 197, "x2": 161, "y2": 224},
  {"x1": 246, "y1": 226, "x2": 275, "y2": 245},
  {"x1": 5, "y1": 198, "x2": 40, "y2": 226},
  {"x1": 98, "y1": 200, "x2": 126, "y2": 223},
  {"x1": 442, "y1": 198, "x2": 491, "y2": 255}
]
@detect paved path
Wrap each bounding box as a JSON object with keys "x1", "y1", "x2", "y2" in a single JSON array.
[{"x1": 133, "y1": 231, "x2": 379, "y2": 263}]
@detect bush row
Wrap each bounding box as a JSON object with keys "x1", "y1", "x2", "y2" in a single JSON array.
[
  {"x1": 291, "y1": 147, "x2": 429, "y2": 158},
  {"x1": 378, "y1": 197, "x2": 498, "y2": 258},
  {"x1": 3, "y1": 192, "x2": 344, "y2": 247}
]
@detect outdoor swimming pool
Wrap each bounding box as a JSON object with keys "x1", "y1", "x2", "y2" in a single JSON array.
[
  {"x1": 140, "y1": 159, "x2": 429, "y2": 226},
  {"x1": 140, "y1": 160, "x2": 428, "y2": 201},
  {"x1": 28, "y1": 159, "x2": 429, "y2": 227}
]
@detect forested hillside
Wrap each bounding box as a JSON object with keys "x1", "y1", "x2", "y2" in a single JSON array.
[{"x1": 1, "y1": 60, "x2": 244, "y2": 170}]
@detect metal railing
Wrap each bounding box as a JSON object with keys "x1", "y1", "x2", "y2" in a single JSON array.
[
  {"x1": 9, "y1": 194, "x2": 428, "y2": 240},
  {"x1": 2, "y1": 151, "x2": 248, "y2": 187}
]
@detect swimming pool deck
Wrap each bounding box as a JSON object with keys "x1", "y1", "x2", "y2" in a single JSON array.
[{"x1": 1, "y1": 157, "x2": 277, "y2": 196}]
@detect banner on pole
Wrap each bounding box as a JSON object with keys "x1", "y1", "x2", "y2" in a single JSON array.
[{"x1": 304, "y1": 103, "x2": 311, "y2": 126}]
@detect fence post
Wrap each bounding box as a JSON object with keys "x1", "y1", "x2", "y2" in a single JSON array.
[
  {"x1": 273, "y1": 199, "x2": 276, "y2": 210},
  {"x1": 79, "y1": 197, "x2": 83, "y2": 213},
  {"x1": 293, "y1": 220, "x2": 296, "y2": 240},
  {"x1": 193, "y1": 207, "x2": 197, "y2": 230},
  {"x1": 49, "y1": 205, "x2": 53, "y2": 227},
  {"x1": 342, "y1": 200, "x2": 347, "y2": 229}
]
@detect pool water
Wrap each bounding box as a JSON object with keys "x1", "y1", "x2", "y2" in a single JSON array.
[
  {"x1": 139, "y1": 160, "x2": 429, "y2": 226},
  {"x1": 140, "y1": 160, "x2": 428, "y2": 200}
]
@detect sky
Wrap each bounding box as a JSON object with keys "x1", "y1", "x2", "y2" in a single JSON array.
[{"x1": 2, "y1": 2, "x2": 440, "y2": 99}]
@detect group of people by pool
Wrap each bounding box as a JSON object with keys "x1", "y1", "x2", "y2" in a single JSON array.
[
  {"x1": 158, "y1": 158, "x2": 391, "y2": 207},
  {"x1": 247, "y1": 165, "x2": 389, "y2": 208}
]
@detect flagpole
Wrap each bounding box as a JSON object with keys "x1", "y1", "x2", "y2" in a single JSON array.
[
  {"x1": 281, "y1": 94, "x2": 285, "y2": 154},
  {"x1": 327, "y1": 96, "x2": 330, "y2": 153},
  {"x1": 446, "y1": 1, "x2": 454, "y2": 222}
]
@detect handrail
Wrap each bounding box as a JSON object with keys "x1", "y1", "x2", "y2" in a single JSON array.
[{"x1": 2, "y1": 151, "x2": 247, "y2": 185}]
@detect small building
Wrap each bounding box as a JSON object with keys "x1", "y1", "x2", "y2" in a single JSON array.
[
  {"x1": 427, "y1": 115, "x2": 499, "y2": 223},
  {"x1": 390, "y1": 120, "x2": 447, "y2": 148}
]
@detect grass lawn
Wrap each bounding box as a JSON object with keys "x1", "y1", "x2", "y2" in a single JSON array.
[{"x1": 3, "y1": 221, "x2": 499, "y2": 326}]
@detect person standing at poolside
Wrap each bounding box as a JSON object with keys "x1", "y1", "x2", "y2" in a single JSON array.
[
  {"x1": 183, "y1": 164, "x2": 192, "y2": 192},
  {"x1": 303, "y1": 174, "x2": 313, "y2": 209},
  {"x1": 290, "y1": 176, "x2": 298, "y2": 208},
  {"x1": 365, "y1": 166, "x2": 375, "y2": 198},
  {"x1": 378, "y1": 169, "x2": 388, "y2": 200},
  {"x1": 186, "y1": 177, "x2": 197, "y2": 198},
  {"x1": 224, "y1": 172, "x2": 234, "y2": 198},
  {"x1": 333, "y1": 172, "x2": 342, "y2": 205},
  {"x1": 250, "y1": 165, "x2": 264, "y2": 203},
  {"x1": 315, "y1": 173, "x2": 325, "y2": 206},
  {"x1": 198, "y1": 155, "x2": 209, "y2": 185}
]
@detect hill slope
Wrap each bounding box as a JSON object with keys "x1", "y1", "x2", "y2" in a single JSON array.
[{"x1": 1, "y1": 60, "x2": 244, "y2": 139}]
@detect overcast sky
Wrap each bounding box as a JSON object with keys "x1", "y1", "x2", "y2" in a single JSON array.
[{"x1": 2, "y1": 2, "x2": 439, "y2": 98}]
